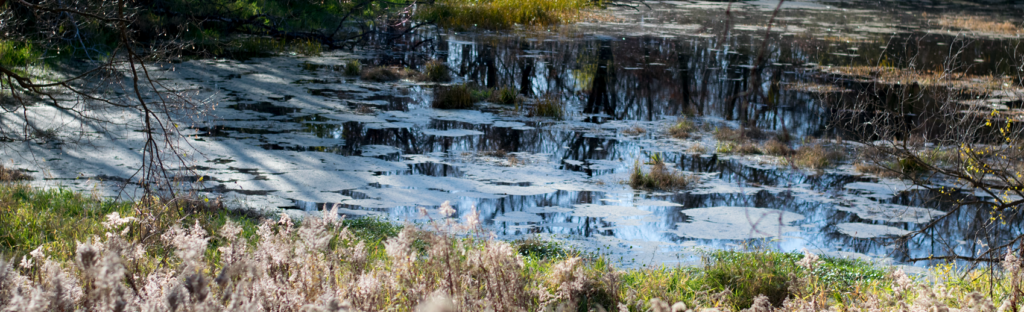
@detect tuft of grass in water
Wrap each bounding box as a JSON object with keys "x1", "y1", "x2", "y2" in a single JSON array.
[
  {"x1": 231, "y1": 36, "x2": 285, "y2": 56},
  {"x1": 344, "y1": 59, "x2": 362, "y2": 76},
  {"x1": 0, "y1": 40, "x2": 40, "y2": 68},
  {"x1": 493, "y1": 86, "x2": 518, "y2": 104},
  {"x1": 432, "y1": 84, "x2": 475, "y2": 109},
  {"x1": 715, "y1": 141, "x2": 737, "y2": 154},
  {"x1": 760, "y1": 139, "x2": 792, "y2": 156},
  {"x1": 422, "y1": 60, "x2": 452, "y2": 82},
  {"x1": 622, "y1": 125, "x2": 646, "y2": 136},
  {"x1": 669, "y1": 120, "x2": 696, "y2": 139},
  {"x1": 936, "y1": 15, "x2": 1023, "y2": 35},
  {"x1": 630, "y1": 155, "x2": 697, "y2": 191},
  {"x1": 0, "y1": 166, "x2": 32, "y2": 182},
  {"x1": 417, "y1": 0, "x2": 593, "y2": 31},
  {"x1": 735, "y1": 143, "x2": 762, "y2": 155},
  {"x1": 292, "y1": 39, "x2": 322, "y2": 56},
  {"x1": 361, "y1": 66, "x2": 402, "y2": 82},
  {"x1": 791, "y1": 142, "x2": 847, "y2": 169},
  {"x1": 530, "y1": 95, "x2": 564, "y2": 119}
]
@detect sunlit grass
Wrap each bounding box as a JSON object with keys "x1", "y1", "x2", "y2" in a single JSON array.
[{"x1": 417, "y1": 0, "x2": 594, "y2": 30}]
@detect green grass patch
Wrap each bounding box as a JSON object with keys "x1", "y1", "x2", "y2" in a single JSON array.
[
  {"x1": 344, "y1": 59, "x2": 362, "y2": 76},
  {"x1": 629, "y1": 155, "x2": 697, "y2": 191},
  {"x1": 493, "y1": 86, "x2": 519, "y2": 104},
  {"x1": 530, "y1": 95, "x2": 564, "y2": 119},
  {"x1": 0, "y1": 40, "x2": 40, "y2": 68}
]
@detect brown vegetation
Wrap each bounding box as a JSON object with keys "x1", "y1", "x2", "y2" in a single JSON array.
[
  {"x1": 668, "y1": 120, "x2": 696, "y2": 139},
  {"x1": 936, "y1": 15, "x2": 1023, "y2": 35},
  {"x1": 790, "y1": 142, "x2": 847, "y2": 169},
  {"x1": 0, "y1": 166, "x2": 31, "y2": 182},
  {"x1": 630, "y1": 156, "x2": 697, "y2": 191},
  {"x1": 432, "y1": 85, "x2": 476, "y2": 109}
]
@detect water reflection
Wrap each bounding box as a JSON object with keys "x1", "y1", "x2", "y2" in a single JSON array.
[{"x1": 210, "y1": 1, "x2": 1024, "y2": 266}]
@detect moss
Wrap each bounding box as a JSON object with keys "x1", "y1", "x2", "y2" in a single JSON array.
[{"x1": 432, "y1": 85, "x2": 475, "y2": 109}]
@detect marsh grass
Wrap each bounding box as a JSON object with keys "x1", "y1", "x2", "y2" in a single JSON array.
[
  {"x1": 493, "y1": 86, "x2": 519, "y2": 104},
  {"x1": 622, "y1": 125, "x2": 646, "y2": 136},
  {"x1": 361, "y1": 66, "x2": 404, "y2": 82},
  {"x1": 669, "y1": 120, "x2": 696, "y2": 139},
  {"x1": 344, "y1": 59, "x2": 362, "y2": 76},
  {"x1": 629, "y1": 156, "x2": 697, "y2": 191},
  {"x1": 421, "y1": 60, "x2": 452, "y2": 82},
  {"x1": 531, "y1": 95, "x2": 564, "y2": 119},
  {"x1": 432, "y1": 84, "x2": 475, "y2": 109},
  {"x1": 292, "y1": 39, "x2": 323, "y2": 56},
  {"x1": 761, "y1": 139, "x2": 793, "y2": 156},
  {"x1": 0, "y1": 166, "x2": 31, "y2": 182},
  {"x1": 791, "y1": 142, "x2": 847, "y2": 169},
  {"x1": 937, "y1": 15, "x2": 1023, "y2": 35},
  {"x1": 417, "y1": 0, "x2": 592, "y2": 30}
]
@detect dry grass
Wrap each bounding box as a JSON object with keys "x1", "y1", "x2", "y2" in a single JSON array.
[
  {"x1": 823, "y1": 66, "x2": 1010, "y2": 92},
  {"x1": 530, "y1": 95, "x2": 564, "y2": 119},
  {"x1": 361, "y1": 66, "x2": 412, "y2": 82},
  {"x1": 622, "y1": 125, "x2": 646, "y2": 136},
  {"x1": 714, "y1": 126, "x2": 764, "y2": 143},
  {"x1": 761, "y1": 139, "x2": 792, "y2": 156},
  {"x1": 432, "y1": 85, "x2": 476, "y2": 109},
  {"x1": 355, "y1": 105, "x2": 375, "y2": 114},
  {"x1": 0, "y1": 166, "x2": 31, "y2": 182},
  {"x1": 421, "y1": 60, "x2": 452, "y2": 83},
  {"x1": 417, "y1": 0, "x2": 592, "y2": 30},
  {"x1": 491, "y1": 86, "x2": 518, "y2": 105},
  {"x1": 936, "y1": 15, "x2": 1023, "y2": 35},
  {"x1": 630, "y1": 156, "x2": 697, "y2": 191},
  {"x1": 668, "y1": 120, "x2": 696, "y2": 139},
  {"x1": 791, "y1": 142, "x2": 847, "y2": 169}
]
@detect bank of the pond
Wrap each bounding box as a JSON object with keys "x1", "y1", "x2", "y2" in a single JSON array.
[{"x1": 1, "y1": 183, "x2": 1020, "y2": 311}]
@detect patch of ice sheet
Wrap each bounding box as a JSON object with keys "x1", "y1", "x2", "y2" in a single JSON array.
[
  {"x1": 493, "y1": 211, "x2": 545, "y2": 223},
  {"x1": 835, "y1": 222, "x2": 910, "y2": 238},
  {"x1": 570, "y1": 204, "x2": 653, "y2": 218},
  {"x1": 840, "y1": 194, "x2": 943, "y2": 223},
  {"x1": 633, "y1": 199, "x2": 684, "y2": 207},
  {"x1": 322, "y1": 113, "x2": 390, "y2": 123},
  {"x1": 341, "y1": 188, "x2": 464, "y2": 209},
  {"x1": 421, "y1": 129, "x2": 485, "y2": 137},
  {"x1": 260, "y1": 133, "x2": 342, "y2": 147},
  {"x1": 522, "y1": 206, "x2": 574, "y2": 214},
  {"x1": 360, "y1": 145, "x2": 401, "y2": 157},
  {"x1": 668, "y1": 206, "x2": 804, "y2": 240},
  {"x1": 844, "y1": 181, "x2": 923, "y2": 199},
  {"x1": 491, "y1": 121, "x2": 534, "y2": 130}
]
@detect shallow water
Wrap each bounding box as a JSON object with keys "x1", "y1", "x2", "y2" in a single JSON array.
[{"x1": 6, "y1": 0, "x2": 1024, "y2": 267}]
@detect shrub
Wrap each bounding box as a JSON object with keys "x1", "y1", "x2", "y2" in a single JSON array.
[
  {"x1": 432, "y1": 85, "x2": 475, "y2": 109},
  {"x1": 344, "y1": 59, "x2": 362, "y2": 76},
  {"x1": 422, "y1": 60, "x2": 452, "y2": 82}
]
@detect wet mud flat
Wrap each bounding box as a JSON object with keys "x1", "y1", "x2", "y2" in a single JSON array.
[{"x1": 4, "y1": 0, "x2": 1024, "y2": 267}]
